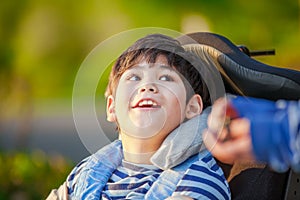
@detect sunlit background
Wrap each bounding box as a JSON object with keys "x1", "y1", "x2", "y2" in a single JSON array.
[{"x1": 1, "y1": 0, "x2": 300, "y2": 199}]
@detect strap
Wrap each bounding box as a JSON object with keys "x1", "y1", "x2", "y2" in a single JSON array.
[{"x1": 284, "y1": 170, "x2": 300, "y2": 199}]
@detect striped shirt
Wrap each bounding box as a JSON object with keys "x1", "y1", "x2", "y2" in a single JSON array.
[
  {"x1": 102, "y1": 161, "x2": 163, "y2": 199},
  {"x1": 65, "y1": 140, "x2": 230, "y2": 199},
  {"x1": 173, "y1": 154, "x2": 230, "y2": 199},
  {"x1": 101, "y1": 153, "x2": 230, "y2": 200}
]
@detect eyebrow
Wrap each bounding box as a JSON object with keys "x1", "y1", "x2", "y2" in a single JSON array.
[{"x1": 159, "y1": 65, "x2": 174, "y2": 71}]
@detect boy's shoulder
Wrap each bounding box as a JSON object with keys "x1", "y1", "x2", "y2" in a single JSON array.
[
  {"x1": 171, "y1": 151, "x2": 231, "y2": 199},
  {"x1": 66, "y1": 140, "x2": 123, "y2": 197},
  {"x1": 174, "y1": 149, "x2": 219, "y2": 172},
  {"x1": 72, "y1": 140, "x2": 122, "y2": 170}
]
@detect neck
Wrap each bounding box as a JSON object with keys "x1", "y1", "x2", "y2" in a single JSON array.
[
  {"x1": 120, "y1": 132, "x2": 163, "y2": 164},
  {"x1": 123, "y1": 151, "x2": 156, "y2": 165}
]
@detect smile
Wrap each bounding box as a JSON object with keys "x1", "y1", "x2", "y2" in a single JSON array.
[{"x1": 132, "y1": 99, "x2": 161, "y2": 109}]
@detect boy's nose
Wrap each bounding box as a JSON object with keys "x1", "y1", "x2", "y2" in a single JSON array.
[{"x1": 138, "y1": 83, "x2": 158, "y2": 93}]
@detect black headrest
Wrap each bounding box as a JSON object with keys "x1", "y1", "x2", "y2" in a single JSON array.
[{"x1": 177, "y1": 32, "x2": 300, "y2": 101}]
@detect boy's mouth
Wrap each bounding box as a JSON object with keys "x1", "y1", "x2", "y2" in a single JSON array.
[{"x1": 132, "y1": 99, "x2": 161, "y2": 109}]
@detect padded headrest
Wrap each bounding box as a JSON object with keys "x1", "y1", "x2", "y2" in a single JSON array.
[{"x1": 177, "y1": 32, "x2": 300, "y2": 101}]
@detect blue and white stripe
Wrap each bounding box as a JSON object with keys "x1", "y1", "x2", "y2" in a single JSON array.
[
  {"x1": 65, "y1": 140, "x2": 230, "y2": 199},
  {"x1": 102, "y1": 153, "x2": 230, "y2": 199},
  {"x1": 102, "y1": 160, "x2": 163, "y2": 199},
  {"x1": 173, "y1": 153, "x2": 230, "y2": 200}
]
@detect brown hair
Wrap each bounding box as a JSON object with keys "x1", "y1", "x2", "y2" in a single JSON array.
[{"x1": 105, "y1": 34, "x2": 211, "y2": 108}]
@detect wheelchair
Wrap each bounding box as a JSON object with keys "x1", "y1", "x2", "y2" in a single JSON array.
[{"x1": 177, "y1": 32, "x2": 300, "y2": 200}]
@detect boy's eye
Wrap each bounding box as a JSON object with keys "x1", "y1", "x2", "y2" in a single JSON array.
[
  {"x1": 159, "y1": 75, "x2": 174, "y2": 81},
  {"x1": 127, "y1": 74, "x2": 141, "y2": 81}
]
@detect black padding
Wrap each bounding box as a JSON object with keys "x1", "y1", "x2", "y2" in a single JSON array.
[
  {"x1": 178, "y1": 32, "x2": 300, "y2": 100},
  {"x1": 229, "y1": 167, "x2": 288, "y2": 200}
]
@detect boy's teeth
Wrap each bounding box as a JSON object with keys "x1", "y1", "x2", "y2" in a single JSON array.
[{"x1": 137, "y1": 100, "x2": 157, "y2": 107}]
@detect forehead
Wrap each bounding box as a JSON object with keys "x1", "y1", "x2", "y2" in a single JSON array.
[
  {"x1": 126, "y1": 54, "x2": 176, "y2": 72},
  {"x1": 129, "y1": 63, "x2": 175, "y2": 72}
]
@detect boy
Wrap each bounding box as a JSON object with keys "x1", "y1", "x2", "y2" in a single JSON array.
[{"x1": 47, "y1": 34, "x2": 230, "y2": 199}]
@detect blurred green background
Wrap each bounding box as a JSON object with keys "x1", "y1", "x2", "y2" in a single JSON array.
[{"x1": 0, "y1": 0, "x2": 300, "y2": 199}]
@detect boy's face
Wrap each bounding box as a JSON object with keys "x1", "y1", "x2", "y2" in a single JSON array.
[{"x1": 107, "y1": 55, "x2": 188, "y2": 139}]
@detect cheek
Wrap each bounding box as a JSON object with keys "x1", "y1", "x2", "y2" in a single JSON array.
[
  {"x1": 114, "y1": 88, "x2": 127, "y2": 116},
  {"x1": 170, "y1": 86, "x2": 186, "y2": 108},
  {"x1": 167, "y1": 90, "x2": 186, "y2": 119},
  {"x1": 114, "y1": 85, "x2": 137, "y2": 116},
  {"x1": 115, "y1": 84, "x2": 133, "y2": 101}
]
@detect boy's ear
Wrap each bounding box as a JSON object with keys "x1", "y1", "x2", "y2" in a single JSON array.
[
  {"x1": 185, "y1": 94, "x2": 203, "y2": 119},
  {"x1": 106, "y1": 95, "x2": 116, "y2": 122}
]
